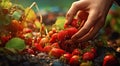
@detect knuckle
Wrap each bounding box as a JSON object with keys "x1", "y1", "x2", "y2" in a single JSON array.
[
  {"x1": 72, "y1": 1, "x2": 79, "y2": 10},
  {"x1": 72, "y1": 1, "x2": 78, "y2": 7}
]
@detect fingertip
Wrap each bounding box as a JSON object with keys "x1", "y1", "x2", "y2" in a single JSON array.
[{"x1": 65, "y1": 13, "x2": 74, "y2": 25}]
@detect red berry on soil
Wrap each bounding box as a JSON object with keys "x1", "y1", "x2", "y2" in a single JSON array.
[
  {"x1": 23, "y1": 28, "x2": 32, "y2": 33},
  {"x1": 72, "y1": 48, "x2": 81, "y2": 56},
  {"x1": 69, "y1": 55, "x2": 80, "y2": 66},
  {"x1": 57, "y1": 30, "x2": 68, "y2": 41},
  {"x1": 43, "y1": 45, "x2": 52, "y2": 54},
  {"x1": 25, "y1": 38, "x2": 33, "y2": 46},
  {"x1": 0, "y1": 36, "x2": 10, "y2": 45},
  {"x1": 49, "y1": 33, "x2": 58, "y2": 43},
  {"x1": 39, "y1": 37, "x2": 49, "y2": 47},
  {"x1": 34, "y1": 43, "x2": 43, "y2": 52},
  {"x1": 82, "y1": 52, "x2": 95, "y2": 61},
  {"x1": 27, "y1": 48, "x2": 34, "y2": 54},
  {"x1": 103, "y1": 54, "x2": 118, "y2": 66},
  {"x1": 7, "y1": 20, "x2": 23, "y2": 32},
  {"x1": 60, "y1": 40, "x2": 76, "y2": 53},
  {"x1": 63, "y1": 53, "x2": 72, "y2": 62},
  {"x1": 49, "y1": 48, "x2": 65, "y2": 58},
  {"x1": 66, "y1": 27, "x2": 78, "y2": 38},
  {"x1": 51, "y1": 42, "x2": 60, "y2": 48},
  {"x1": 90, "y1": 48, "x2": 97, "y2": 56}
]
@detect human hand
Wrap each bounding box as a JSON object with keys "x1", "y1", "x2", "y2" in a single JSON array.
[{"x1": 65, "y1": 0, "x2": 114, "y2": 42}]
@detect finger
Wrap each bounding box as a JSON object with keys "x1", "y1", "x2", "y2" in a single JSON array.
[
  {"x1": 66, "y1": 1, "x2": 87, "y2": 25},
  {"x1": 77, "y1": 19, "x2": 105, "y2": 42},
  {"x1": 77, "y1": 11, "x2": 88, "y2": 30},
  {"x1": 71, "y1": 10, "x2": 99, "y2": 41},
  {"x1": 77, "y1": 11, "x2": 89, "y2": 21},
  {"x1": 78, "y1": 20, "x2": 86, "y2": 30}
]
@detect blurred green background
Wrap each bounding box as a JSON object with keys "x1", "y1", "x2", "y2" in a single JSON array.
[{"x1": 11, "y1": 0, "x2": 76, "y2": 12}]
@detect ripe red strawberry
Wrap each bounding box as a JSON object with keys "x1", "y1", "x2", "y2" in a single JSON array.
[
  {"x1": 60, "y1": 40, "x2": 76, "y2": 53},
  {"x1": 23, "y1": 28, "x2": 32, "y2": 33},
  {"x1": 34, "y1": 43, "x2": 43, "y2": 52},
  {"x1": 43, "y1": 45, "x2": 52, "y2": 54},
  {"x1": 39, "y1": 37, "x2": 49, "y2": 47},
  {"x1": 90, "y1": 48, "x2": 96, "y2": 54},
  {"x1": 62, "y1": 53, "x2": 72, "y2": 62},
  {"x1": 78, "y1": 11, "x2": 88, "y2": 21},
  {"x1": 82, "y1": 52, "x2": 95, "y2": 61},
  {"x1": 64, "y1": 19, "x2": 79, "y2": 28},
  {"x1": 7, "y1": 20, "x2": 23, "y2": 32},
  {"x1": 69, "y1": 55, "x2": 80, "y2": 66},
  {"x1": 49, "y1": 48, "x2": 65, "y2": 58},
  {"x1": 60, "y1": 53, "x2": 72, "y2": 63},
  {"x1": 25, "y1": 38, "x2": 33, "y2": 46},
  {"x1": 90, "y1": 48, "x2": 97, "y2": 56},
  {"x1": 66, "y1": 27, "x2": 78, "y2": 38},
  {"x1": 57, "y1": 30, "x2": 68, "y2": 41},
  {"x1": 72, "y1": 48, "x2": 82, "y2": 56},
  {"x1": 51, "y1": 42, "x2": 60, "y2": 48},
  {"x1": 48, "y1": 31, "x2": 54, "y2": 37},
  {"x1": 27, "y1": 48, "x2": 34, "y2": 54},
  {"x1": 64, "y1": 23, "x2": 69, "y2": 28},
  {"x1": 0, "y1": 36, "x2": 10, "y2": 45},
  {"x1": 49, "y1": 33, "x2": 58, "y2": 43},
  {"x1": 71, "y1": 19, "x2": 79, "y2": 28},
  {"x1": 52, "y1": 27, "x2": 57, "y2": 33},
  {"x1": 103, "y1": 54, "x2": 118, "y2": 66},
  {"x1": 34, "y1": 37, "x2": 41, "y2": 43}
]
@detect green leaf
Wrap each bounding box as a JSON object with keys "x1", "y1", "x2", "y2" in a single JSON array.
[
  {"x1": 54, "y1": 16, "x2": 66, "y2": 30},
  {"x1": 34, "y1": 20, "x2": 42, "y2": 29},
  {"x1": 5, "y1": 37, "x2": 26, "y2": 51},
  {"x1": 12, "y1": 10, "x2": 22, "y2": 20}
]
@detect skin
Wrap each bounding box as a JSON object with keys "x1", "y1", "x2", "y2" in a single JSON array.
[{"x1": 65, "y1": 0, "x2": 114, "y2": 42}]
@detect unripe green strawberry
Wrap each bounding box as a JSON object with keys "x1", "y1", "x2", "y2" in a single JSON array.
[{"x1": 80, "y1": 61, "x2": 93, "y2": 66}]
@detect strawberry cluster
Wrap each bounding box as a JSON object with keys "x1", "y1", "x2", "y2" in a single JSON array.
[{"x1": 0, "y1": 2, "x2": 119, "y2": 65}]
